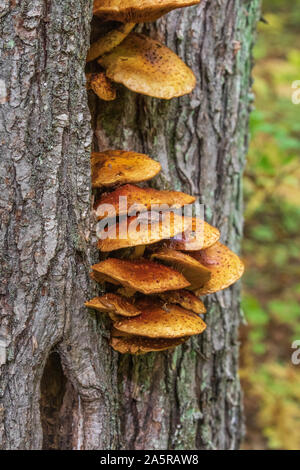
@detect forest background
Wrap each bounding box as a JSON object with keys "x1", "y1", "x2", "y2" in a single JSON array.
[{"x1": 241, "y1": 0, "x2": 300, "y2": 450}]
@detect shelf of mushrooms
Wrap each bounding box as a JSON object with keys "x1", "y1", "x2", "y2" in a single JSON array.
[
  {"x1": 86, "y1": 0, "x2": 202, "y2": 100},
  {"x1": 85, "y1": 149, "x2": 244, "y2": 355},
  {"x1": 85, "y1": 1, "x2": 244, "y2": 355}
]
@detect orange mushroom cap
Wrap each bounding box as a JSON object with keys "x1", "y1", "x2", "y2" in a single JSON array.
[
  {"x1": 97, "y1": 212, "x2": 193, "y2": 252},
  {"x1": 93, "y1": 0, "x2": 201, "y2": 23},
  {"x1": 98, "y1": 33, "x2": 196, "y2": 99},
  {"x1": 85, "y1": 293, "x2": 141, "y2": 317},
  {"x1": 91, "y1": 258, "x2": 191, "y2": 294},
  {"x1": 95, "y1": 183, "x2": 195, "y2": 219},
  {"x1": 91, "y1": 150, "x2": 161, "y2": 188},
  {"x1": 158, "y1": 289, "x2": 206, "y2": 314},
  {"x1": 86, "y1": 72, "x2": 116, "y2": 101},
  {"x1": 191, "y1": 242, "x2": 245, "y2": 295},
  {"x1": 113, "y1": 299, "x2": 206, "y2": 338},
  {"x1": 150, "y1": 247, "x2": 211, "y2": 290},
  {"x1": 166, "y1": 217, "x2": 220, "y2": 251},
  {"x1": 110, "y1": 335, "x2": 186, "y2": 355},
  {"x1": 87, "y1": 23, "x2": 136, "y2": 62}
]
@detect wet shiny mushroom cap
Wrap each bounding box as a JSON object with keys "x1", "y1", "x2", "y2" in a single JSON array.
[
  {"x1": 166, "y1": 217, "x2": 220, "y2": 251},
  {"x1": 94, "y1": 183, "x2": 195, "y2": 218},
  {"x1": 93, "y1": 0, "x2": 201, "y2": 23},
  {"x1": 91, "y1": 150, "x2": 161, "y2": 188},
  {"x1": 98, "y1": 33, "x2": 196, "y2": 99},
  {"x1": 91, "y1": 258, "x2": 191, "y2": 294},
  {"x1": 113, "y1": 298, "x2": 207, "y2": 338},
  {"x1": 191, "y1": 242, "x2": 245, "y2": 295},
  {"x1": 97, "y1": 212, "x2": 193, "y2": 252}
]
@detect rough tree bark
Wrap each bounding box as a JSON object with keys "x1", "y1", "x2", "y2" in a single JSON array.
[{"x1": 0, "y1": 0, "x2": 260, "y2": 450}]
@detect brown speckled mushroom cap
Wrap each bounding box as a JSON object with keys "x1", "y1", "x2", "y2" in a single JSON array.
[
  {"x1": 86, "y1": 72, "x2": 116, "y2": 101},
  {"x1": 97, "y1": 212, "x2": 193, "y2": 252},
  {"x1": 87, "y1": 23, "x2": 136, "y2": 62},
  {"x1": 191, "y1": 242, "x2": 245, "y2": 295},
  {"x1": 113, "y1": 299, "x2": 206, "y2": 338},
  {"x1": 166, "y1": 217, "x2": 220, "y2": 251},
  {"x1": 93, "y1": 0, "x2": 200, "y2": 23},
  {"x1": 110, "y1": 335, "x2": 187, "y2": 355},
  {"x1": 158, "y1": 289, "x2": 206, "y2": 314},
  {"x1": 85, "y1": 293, "x2": 141, "y2": 317},
  {"x1": 91, "y1": 258, "x2": 191, "y2": 294},
  {"x1": 151, "y1": 247, "x2": 211, "y2": 290},
  {"x1": 95, "y1": 183, "x2": 195, "y2": 219},
  {"x1": 91, "y1": 150, "x2": 161, "y2": 188},
  {"x1": 98, "y1": 33, "x2": 196, "y2": 99}
]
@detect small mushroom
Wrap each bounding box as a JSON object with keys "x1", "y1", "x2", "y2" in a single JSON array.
[
  {"x1": 151, "y1": 247, "x2": 211, "y2": 290},
  {"x1": 98, "y1": 33, "x2": 196, "y2": 99},
  {"x1": 97, "y1": 212, "x2": 193, "y2": 252},
  {"x1": 87, "y1": 23, "x2": 136, "y2": 62},
  {"x1": 158, "y1": 290, "x2": 206, "y2": 314},
  {"x1": 95, "y1": 183, "x2": 195, "y2": 219},
  {"x1": 86, "y1": 72, "x2": 117, "y2": 101},
  {"x1": 93, "y1": 0, "x2": 201, "y2": 23},
  {"x1": 110, "y1": 335, "x2": 187, "y2": 355},
  {"x1": 191, "y1": 242, "x2": 245, "y2": 295},
  {"x1": 113, "y1": 299, "x2": 206, "y2": 338},
  {"x1": 91, "y1": 258, "x2": 191, "y2": 294},
  {"x1": 91, "y1": 150, "x2": 161, "y2": 188},
  {"x1": 85, "y1": 293, "x2": 141, "y2": 317},
  {"x1": 166, "y1": 217, "x2": 220, "y2": 251}
]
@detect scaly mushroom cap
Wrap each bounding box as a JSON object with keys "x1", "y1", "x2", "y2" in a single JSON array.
[
  {"x1": 87, "y1": 23, "x2": 136, "y2": 62},
  {"x1": 91, "y1": 258, "x2": 190, "y2": 294},
  {"x1": 97, "y1": 212, "x2": 193, "y2": 252},
  {"x1": 158, "y1": 290, "x2": 206, "y2": 314},
  {"x1": 93, "y1": 0, "x2": 200, "y2": 23},
  {"x1": 95, "y1": 184, "x2": 195, "y2": 218},
  {"x1": 167, "y1": 217, "x2": 220, "y2": 251},
  {"x1": 86, "y1": 72, "x2": 116, "y2": 101},
  {"x1": 91, "y1": 150, "x2": 161, "y2": 188},
  {"x1": 110, "y1": 335, "x2": 186, "y2": 355},
  {"x1": 113, "y1": 299, "x2": 206, "y2": 338},
  {"x1": 99, "y1": 33, "x2": 196, "y2": 99},
  {"x1": 191, "y1": 242, "x2": 245, "y2": 295},
  {"x1": 151, "y1": 247, "x2": 211, "y2": 290},
  {"x1": 85, "y1": 293, "x2": 141, "y2": 317}
]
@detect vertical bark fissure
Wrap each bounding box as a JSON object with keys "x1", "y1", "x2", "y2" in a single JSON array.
[{"x1": 0, "y1": 0, "x2": 119, "y2": 450}]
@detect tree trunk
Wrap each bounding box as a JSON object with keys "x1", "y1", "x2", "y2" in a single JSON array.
[{"x1": 0, "y1": 0, "x2": 260, "y2": 450}]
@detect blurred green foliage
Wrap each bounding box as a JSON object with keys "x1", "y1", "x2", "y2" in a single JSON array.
[{"x1": 241, "y1": 0, "x2": 300, "y2": 450}]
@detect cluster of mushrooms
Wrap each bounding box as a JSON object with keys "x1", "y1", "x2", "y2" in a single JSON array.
[
  {"x1": 86, "y1": 0, "x2": 201, "y2": 100},
  {"x1": 84, "y1": 1, "x2": 244, "y2": 355},
  {"x1": 85, "y1": 149, "x2": 244, "y2": 355}
]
